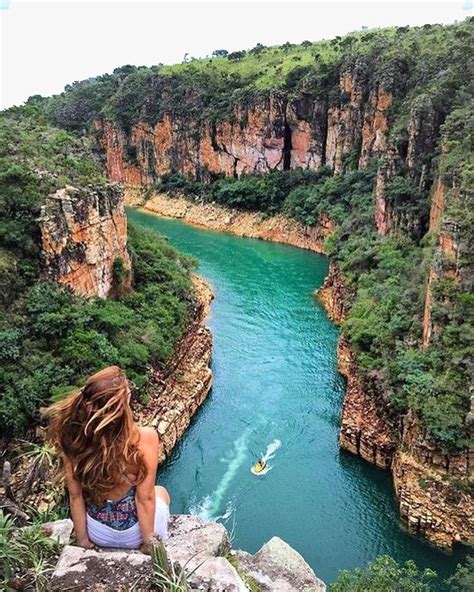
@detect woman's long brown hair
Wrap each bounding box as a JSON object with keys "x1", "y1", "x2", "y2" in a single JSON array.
[{"x1": 44, "y1": 366, "x2": 147, "y2": 506}]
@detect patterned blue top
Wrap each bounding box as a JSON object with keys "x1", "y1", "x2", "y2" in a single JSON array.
[{"x1": 86, "y1": 486, "x2": 138, "y2": 531}]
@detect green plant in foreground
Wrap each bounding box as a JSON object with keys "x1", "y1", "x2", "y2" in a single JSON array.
[
  {"x1": 0, "y1": 510, "x2": 60, "y2": 591},
  {"x1": 226, "y1": 553, "x2": 262, "y2": 592},
  {"x1": 151, "y1": 538, "x2": 206, "y2": 591}
]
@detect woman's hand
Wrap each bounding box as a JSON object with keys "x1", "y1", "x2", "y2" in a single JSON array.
[
  {"x1": 76, "y1": 536, "x2": 95, "y2": 549},
  {"x1": 139, "y1": 541, "x2": 151, "y2": 555}
]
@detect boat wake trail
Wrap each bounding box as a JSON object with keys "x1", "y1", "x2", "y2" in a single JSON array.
[
  {"x1": 261, "y1": 438, "x2": 282, "y2": 463},
  {"x1": 190, "y1": 427, "x2": 252, "y2": 520}
]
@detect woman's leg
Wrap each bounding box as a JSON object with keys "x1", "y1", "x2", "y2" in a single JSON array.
[
  {"x1": 155, "y1": 485, "x2": 170, "y2": 505},
  {"x1": 153, "y1": 486, "x2": 170, "y2": 540}
]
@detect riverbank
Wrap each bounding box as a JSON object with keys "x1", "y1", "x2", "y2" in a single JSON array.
[
  {"x1": 319, "y1": 263, "x2": 473, "y2": 549},
  {"x1": 133, "y1": 191, "x2": 473, "y2": 550},
  {"x1": 134, "y1": 273, "x2": 214, "y2": 462},
  {"x1": 127, "y1": 189, "x2": 333, "y2": 253}
]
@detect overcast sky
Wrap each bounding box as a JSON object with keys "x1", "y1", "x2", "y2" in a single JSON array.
[{"x1": 0, "y1": 0, "x2": 471, "y2": 108}]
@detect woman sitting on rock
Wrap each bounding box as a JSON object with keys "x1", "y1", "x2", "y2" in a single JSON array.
[{"x1": 45, "y1": 365, "x2": 170, "y2": 552}]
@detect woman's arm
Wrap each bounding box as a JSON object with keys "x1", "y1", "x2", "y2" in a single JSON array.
[
  {"x1": 63, "y1": 456, "x2": 94, "y2": 548},
  {"x1": 135, "y1": 427, "x2": 160, "y2": 550}
]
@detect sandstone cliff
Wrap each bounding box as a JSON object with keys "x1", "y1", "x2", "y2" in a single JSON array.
[
  {"x1": 318, "y1": 262, "x2": 473, "y2": 548},
  {"x1": 96, "y1": 68, "x2": 395, "y2": 185},
  {"x1": 38, "y1": 184, "x2": 131, "y2": 298}
]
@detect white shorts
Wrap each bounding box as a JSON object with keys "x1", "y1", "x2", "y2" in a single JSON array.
[{"x1": 87, "y1": 494, "x2": 170, "y2": 548}]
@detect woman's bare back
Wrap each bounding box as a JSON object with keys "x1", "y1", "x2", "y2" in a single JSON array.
[{"x1": 102, "y1": 426, "x2": 159, "y2": 502}]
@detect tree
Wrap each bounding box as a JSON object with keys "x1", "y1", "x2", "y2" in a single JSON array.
[
  {"x1": 331, "y1": 555, "x2": 437, "y2": 592},
  {"x1": 227, "y1": 50, "x2": 246, "y2": 61},
  {"x1": 250, "y1": 43, "x2": 266, "y2": 56},
  {"x1": 447, "y1": 557, "x2": 474, "y2": 591},
  {"x1": 212, "y1": 49, "x2": 228, "y2": 58}
]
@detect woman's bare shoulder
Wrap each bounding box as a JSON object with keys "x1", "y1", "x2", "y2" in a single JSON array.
[{"x1": 138, "y1": 426, "x2": 159, "y2": 448}]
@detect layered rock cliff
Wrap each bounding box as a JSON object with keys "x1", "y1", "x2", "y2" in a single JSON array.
[
  {"x1": 318, "y1": 262, "x2": 473, "y2": 548},
  {"x1": 38, "y1": 184, "x2": 131, "y2": 298},
  {"x1": 97, "y1": 68, "x2": 394, "y2": 185},
  {"x1": 135, "y1": 274, "x2": 214, "y2": 462}
]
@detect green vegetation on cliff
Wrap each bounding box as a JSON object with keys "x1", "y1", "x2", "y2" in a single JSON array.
[
  {"x1": 0, "y1": 107, "x2": 195, "y2": 437},
  {"x1": 42, "y1": 19, "x2": 472, "y2": 136}
]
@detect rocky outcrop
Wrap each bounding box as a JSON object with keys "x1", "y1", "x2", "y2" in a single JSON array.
[
  {"x1": 49, "y1": 514, "x2": 326, "y2": 591},
  {"x1": 317, "y1": 266, "x2": 397, "y2": 470},
  {"x1": 392, "y1": 416, "x2": 473, "y2": 547},
  {"x1": 135, "y1": 274, "x2": 214, "y2": 462},
  {"x1": 422, "y1": 173, "x2": 465, "y2": 347},
  {"x1": 38, "y1": 184, "x2": 131, "y2": 298},
  {"x1": 373, "y1": 97, "x2": 445, "y2": 238},
  {"x1": 316, "y1": 262, "x2": 353, "y2": 324},
  {"x1": 138, "y1": 191, "x2": 334, "y2": 253},
  {"x1": 235, "y1": 537, "x2": 326, "y2": 591}
]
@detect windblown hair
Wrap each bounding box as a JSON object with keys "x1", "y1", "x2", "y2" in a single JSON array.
[{"x1": 45, "y1": 366, "x2": 147, "y2": 506}]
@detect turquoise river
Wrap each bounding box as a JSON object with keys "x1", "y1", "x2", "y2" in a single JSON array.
[{"x1": 129, "y1": 209, "x2": 466, "y2": 585}]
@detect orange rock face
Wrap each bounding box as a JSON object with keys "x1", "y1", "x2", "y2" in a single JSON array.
[
  {"x1": 374, "y1": 167, "x2": 392, "y2": 236},
  {"x1": 429, "y1": 176, "x2": 446, "y2": 232},
  {"x1": 393, "y1": 415, "x2": 473, "y2": 547},
  {"x1": 359, "y1": 87, "x2": 392, "y2": 168},
  {"x1": 96, "y1": 71, "x2": 393, "y2": 185},
  {"x1": 337, "y1": 335, "x2": 397, "y2": 470},
  {"x1": 38, "y1": 185, "x2": 131, "y2": 298}
]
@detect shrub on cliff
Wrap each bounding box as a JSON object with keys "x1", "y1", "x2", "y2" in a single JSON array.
[
  {"x1": 0, "y1": 510, "x2": 60, "y2": 590},
  {"x1": 447, "y1": 557, "x2": 474, "y2": 592},
  {"x1": 330, "y1": 555, "x2": 437, "y2": 592}
]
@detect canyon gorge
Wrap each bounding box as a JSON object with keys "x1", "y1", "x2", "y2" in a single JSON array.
[
  {"x1": 84, "y1": 32, "x2": 473, "y2": 549},
  {"x1": 1, "y1": 16, "x2": 472, "y2": 589}
]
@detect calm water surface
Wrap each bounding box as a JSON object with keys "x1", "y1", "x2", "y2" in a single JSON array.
[{"x1": 129, "y1": 209, "x2": 466, "y2": 585}]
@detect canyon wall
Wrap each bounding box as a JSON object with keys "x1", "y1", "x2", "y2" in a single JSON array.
[
  {"x1": 135, "y1": 275, "x2": 214, "y2": 462},
  {"x1": 38, "y1": 184, "x2": 131, "y2": 298},
  {"x1": 318, "y1": 261, "x2": 473, "y2": 548},
  {"x1": 96, "y1": 69, "x2": 395, "y2": 184}
]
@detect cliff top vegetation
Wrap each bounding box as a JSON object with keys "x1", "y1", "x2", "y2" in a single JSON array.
[{"x1": 42, "y1": 18, "x2": 473, "y2": 133}]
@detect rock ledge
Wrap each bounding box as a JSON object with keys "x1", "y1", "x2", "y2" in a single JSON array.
[{"x1": 50, "y1": 514, "x2": 326, "y2": 591}]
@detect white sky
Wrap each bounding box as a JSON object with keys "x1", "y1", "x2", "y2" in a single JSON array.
[{"x1": 1, "y1": 0, "x2": 472, "y2": 109}]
